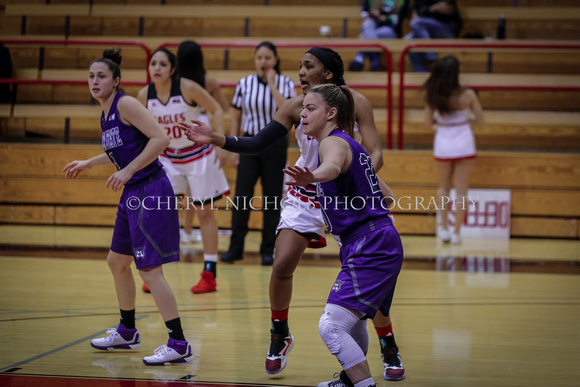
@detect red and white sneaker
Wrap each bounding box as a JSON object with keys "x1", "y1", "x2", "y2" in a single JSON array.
[
  {"x1": 265, "y1": 333, "x2": 294, "y2": 374},
  {"x1": 382, "y1": 347, "x2": 405, "y2": 381},
  {"x1": 142, "y1": 283, "x2": 150, "y2": 293},
  {"x1": 191, "y1": 271, "x2": 217, "y2": 294}
]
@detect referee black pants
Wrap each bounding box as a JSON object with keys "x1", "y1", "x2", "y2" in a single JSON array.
[{"x1": 227, "y1": 134, "x2": 289, "y2": 257}]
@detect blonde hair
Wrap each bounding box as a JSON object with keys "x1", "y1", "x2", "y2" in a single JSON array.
[{"x1": 309, "y1": 84, "x2": 355, "y2": 138}]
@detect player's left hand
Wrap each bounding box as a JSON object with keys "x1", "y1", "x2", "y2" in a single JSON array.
[
  {"x1": 106, "y1": 169, "x2": 132, "y2": 192},
  {"x1": 283, "y1": 165, "x2": 315, "y2": 187},
  {"x1": 180, "y1": 119, "x2": 213, "y2": 144}
]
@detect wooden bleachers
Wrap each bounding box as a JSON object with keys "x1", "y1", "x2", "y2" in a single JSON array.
[
  {"x1": 6, "y1": 63, "x2": 580, "y2": 109},
  {"x1": 5, "y1": 37, "x2": 580, "y2": 75},
  {"x1": 2, "y1": 3, "x2": 580, "y2": 40},
  {"x1": 3, "y1": 57, "x2": 578, "y2": 150},
  {"x1": 3, "y1": 103, "x2": 579, "y2": 151},
  {"x1": 1, "y1": 4, "x2": 579, "y2": 239},
  {"x1": 1, "y1": 4, "x2": 362, "y2": 38},
  {"x1": 459, "y1": 6, "x2": 580, "y2": 40},
  {"x1": 1, "y1": 143, "x2": 578, "y2": 238}
]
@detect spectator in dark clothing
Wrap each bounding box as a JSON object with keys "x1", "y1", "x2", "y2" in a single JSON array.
[
  {"x1": 349, "y1": 0, "x2": 408, "y2": 72},
  {"x1": 0, "y1": 44, "x2": 13, "y2": 103},
  {"x1": 405, "y1": 0, "x2": 463, "y2": 72}
]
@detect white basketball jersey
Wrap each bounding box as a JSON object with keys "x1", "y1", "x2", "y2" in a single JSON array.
[
  {"x1": 294, "y1": 119, "x2": 320, "y2": 170},
  {"x1": 146, "y1": 77, "x2": 203, "y2": 150}
]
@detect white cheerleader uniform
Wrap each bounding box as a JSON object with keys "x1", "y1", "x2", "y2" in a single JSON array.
[
  {"x1": 276, "y1": 120, "x2": 327, "y2": 248},
  {"x1": 147, "y1": 77, "x2": 230, "y2": 202},
  {"x1": 433, "y1": 108, "x2": 476, "y2": 161}
]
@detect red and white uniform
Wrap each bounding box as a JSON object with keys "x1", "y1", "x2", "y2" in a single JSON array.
[
  {"x1": 147, "y1": 77, "x2": 229, "y2": 201},
  {"x1": 433, "y1": 108, "x2": 476, "y2": 161},
  {"x1": 277, "y1": 120, "x2": 327, "y2": 248}
]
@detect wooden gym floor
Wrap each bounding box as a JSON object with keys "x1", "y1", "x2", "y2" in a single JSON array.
[{"x1": 0, "y1": 225, "x2": 579, "y2": 387}]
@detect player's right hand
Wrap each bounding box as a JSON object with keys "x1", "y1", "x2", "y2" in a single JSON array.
[{"x1": 62, "y1": 160, "x2": 91, "y2": 179}]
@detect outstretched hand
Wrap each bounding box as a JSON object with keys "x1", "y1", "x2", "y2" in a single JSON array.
[
  {"x1": 62, "y1": 160, "x2": 91, "y2": 179},
  {"x1": 179, "y1": 119, "x2": 213, "y2": 145},
  {"x1": 283, "y1": 165, "x2": 315, "y2": 187}
]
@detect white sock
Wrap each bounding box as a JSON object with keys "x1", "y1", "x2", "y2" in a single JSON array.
[{"x1": 204, "y1": 254, "x2": 218, "y2": 262}]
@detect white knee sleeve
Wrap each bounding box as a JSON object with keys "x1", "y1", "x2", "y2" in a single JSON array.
[
  {"x1": 319, "y1": 303, "x2": 367, "y2": 370},
  {"x1": 350, "y1": 318, "x2": 369, "y2": 354}
]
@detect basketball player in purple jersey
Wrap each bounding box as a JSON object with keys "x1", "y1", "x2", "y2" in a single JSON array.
[
  {"x1": 63, "y1": 49, "x2": 193, "y2": 366},
  {"x1": 181, "y1": 47, "x2": 405, "y2": 380},
  {"x1": 284, "y1": 84, "x2": 404, "y2": 387}
]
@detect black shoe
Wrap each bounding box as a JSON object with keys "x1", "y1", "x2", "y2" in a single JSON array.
[
  {"x1": 348, "y1": 60, "x2": 363, "y2": 72},
  {"x1": 261, "y1": 254, "x2": 274, "y2": 266},
  {"x1": 221, "y1": 251, "x2": 243, "y2": 263}
]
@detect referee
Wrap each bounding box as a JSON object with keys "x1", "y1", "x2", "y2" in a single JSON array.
[{"x1": 222, "y1": 41, "x2": 296, "y2": 266}]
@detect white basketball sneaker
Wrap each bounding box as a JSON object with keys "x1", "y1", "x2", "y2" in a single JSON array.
[
  {"x1": 450, "y1": 232, "x2": 462, "y2": 244},
  {"x1": 143, "y1": 338, "x2": 194, "y2": 366},
  {"x1": 439, "y1": 227, "x2": 451, "y2": 242},
  {"x1": 180, "y1": 229, "x2": 193, "y2": 244},
  {"x1": 91, "y1": 324, "x2": 141, "y2": 350}
]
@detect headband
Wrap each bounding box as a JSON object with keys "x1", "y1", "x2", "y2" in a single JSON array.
[{"x1": 306, "y1": 47, "x2": 345, "y2": 86}]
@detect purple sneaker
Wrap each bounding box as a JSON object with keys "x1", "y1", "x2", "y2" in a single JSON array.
[
  {"x1": 91, "y1": 324, "x2": 141, "y2": 350},
  {"x1": 143, "y1": 338, "x2": 194, "y2": 366}
]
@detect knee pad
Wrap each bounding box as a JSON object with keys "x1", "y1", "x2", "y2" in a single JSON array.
[
  {"x1": 318, "y1": 308, "x2": 343, "y2": 354},
  {"x1": 350, "y1": 319, "x2": 369, "y2": 355},
  {"x1": 318, "y1": 304, "x2": 368, "y2": 369}
]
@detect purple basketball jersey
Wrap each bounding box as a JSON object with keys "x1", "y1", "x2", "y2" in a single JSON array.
[
  {"x1": 317, "y1": 129, "x2": 390, "y2": 240},
  {"x1": 101, "y1": 92, "x2": 163, "y2": 187},
  {"x1": 318, "y1": 129, "x2": 403, "y2": 319}
]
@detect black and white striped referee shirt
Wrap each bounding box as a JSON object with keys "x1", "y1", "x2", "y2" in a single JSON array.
[{"x1": 232, "y1": 73, "x2": 296, "y2": 136}]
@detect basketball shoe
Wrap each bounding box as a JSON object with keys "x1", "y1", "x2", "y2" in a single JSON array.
[
  {"x1": 142, "y1": 283, "x2": 151, "y2": 293},
  {"x1": 191, "y1": 270, "x2": 217, "y2": 294},
  {"x1": 265, "y1": 332, "x2": 294, "y2": 374},
  {"x1": 450, "y1": 232, "x2": 462, "y2": 244},
  {"x1": 143, "y1": 338, "x2": 194, "y2": 366},
  {"x1": 317, "y1": 371, "x2": 355, "y2": 387},
  {"x1": 91, "y1": 324, "x2": 141, "y2": 350},
  {"x1": 439, "y1": 227, "x2": 451, "y2": 242},
  {"x1": 381, "y1": 335, "x2": 406, "y2": 381}
]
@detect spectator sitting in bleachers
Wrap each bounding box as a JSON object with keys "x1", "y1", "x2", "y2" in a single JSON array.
[
  {"x1": 405, "y1": 0, "x2": 463, "y2": 72},
  {"x1": 0, "y1": 44, "x2": 13, "y2": 103},
  {"x1": 349, "y1": 0, "x2": 408, "y2": 72}
]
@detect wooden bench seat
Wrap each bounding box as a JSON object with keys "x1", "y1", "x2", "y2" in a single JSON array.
[
  {"x1": 3, "y1": 36, "x2": 580, "y2": 75},
  {"x1": 1, "y1": 143, "x2": 579, "y2": 238},
  {"x1": 8, "y1": 67, "x2": 580, "y2": 110},
  {"x1": 3, "y1": 3, "x2": 580, "y2": 39},
  {"x1": 2, "y1": 5, "x2": 362, "y2": 38},
  {"x1": 2, "y1": 104, "x2": 578, "y2": 150}
]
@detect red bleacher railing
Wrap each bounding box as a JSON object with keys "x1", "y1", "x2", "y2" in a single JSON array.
[
  {"x1": 157, "y1": 42, "x2": 394, "y2": 149},
  {"x1": 0, "y1": 39, "x2": 152, "y2": 87},
  {"x1": 398, "y1": 42, "x2": 580, "y2": 150}
]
